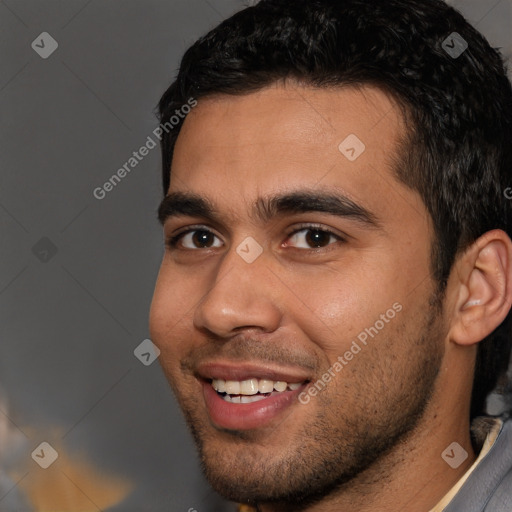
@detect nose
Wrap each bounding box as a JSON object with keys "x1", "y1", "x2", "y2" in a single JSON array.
[{"x1": 193, "y1": 244, "x2": 282, "y2": 338}]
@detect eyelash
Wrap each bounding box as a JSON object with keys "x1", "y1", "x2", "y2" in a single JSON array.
[
  {"x1": 165, "y1": 226, "x2": 216, "y2": 250},
  {"x1": 165, "y1": 223, "x2": 346, "y2": 251}
]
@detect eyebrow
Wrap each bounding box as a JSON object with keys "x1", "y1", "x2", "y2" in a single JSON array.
[{"x1": 157, "y1": 190, "x2": 381, "y2": 229}]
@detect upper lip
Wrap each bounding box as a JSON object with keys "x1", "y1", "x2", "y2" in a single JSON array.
[{"x1": 195, "y1": 360, "x2": 312, "y2": 383}]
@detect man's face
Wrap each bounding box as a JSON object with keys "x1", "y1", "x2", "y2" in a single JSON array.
[{"x1": 149, "y1": 83, "x2": 446, "y2": 505}]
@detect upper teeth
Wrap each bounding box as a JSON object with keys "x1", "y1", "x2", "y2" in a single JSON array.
[{"x1": 212, "y1": 378, "x2": 302, "y2": 395}]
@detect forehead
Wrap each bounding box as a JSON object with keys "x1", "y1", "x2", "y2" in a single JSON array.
[{"x1": 168, "y1": 82, "x2": 424, "y2": 227}]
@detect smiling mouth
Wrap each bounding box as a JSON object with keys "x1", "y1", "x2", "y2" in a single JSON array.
[{"x1": 210, "y1": 378, "x2": 307, "y2": 404}]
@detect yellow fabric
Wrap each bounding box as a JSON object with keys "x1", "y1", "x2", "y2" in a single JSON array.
[{"x1": 428, "y1": 417, "x2": 503, "y2": 512}]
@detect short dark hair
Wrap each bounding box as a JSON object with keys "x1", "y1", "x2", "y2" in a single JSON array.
[{"x1": 157, "y1": 0, "x2": 512, "y2": 420}]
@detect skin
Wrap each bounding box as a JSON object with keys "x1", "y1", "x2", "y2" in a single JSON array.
[{"x1": 149, "y1": 81, "x2": 512, "y2": 512}]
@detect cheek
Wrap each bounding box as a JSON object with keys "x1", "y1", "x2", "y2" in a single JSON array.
[
  {"x1": 149, "y1": 264, "x2": 201, "y2": 349},
  {"x1": 291, "y1": 261, "x2": 413, "y2": 354}
]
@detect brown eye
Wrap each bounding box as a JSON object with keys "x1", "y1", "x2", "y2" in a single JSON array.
[
  {"x1": 192, "y1": 230, "x2": 217, "y2": 248},
  {"x1": 286, "y1": 227, "x2": 341, "y2": 249},
  {"x1": 167, "y1": 229, "x2": 223, "y2": 250},
  {"x1": 304, "y1": 229, "x2": 332, "y2": 248}
]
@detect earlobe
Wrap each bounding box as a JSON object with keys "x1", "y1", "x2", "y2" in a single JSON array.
[{"x1": 450, "y1": 230, "x2": 512, "y2": 346}]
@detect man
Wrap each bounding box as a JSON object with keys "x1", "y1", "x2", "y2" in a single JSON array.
[{"x1": 149, "y1": 0, "x2": 512, "y2": 510}]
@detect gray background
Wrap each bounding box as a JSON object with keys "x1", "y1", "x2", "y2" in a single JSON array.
[{"x1": 0, "y1": 1, "x2": 511, "y2": 511}]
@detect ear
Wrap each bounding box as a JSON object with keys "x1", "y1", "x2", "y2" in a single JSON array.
[{"x1": 449, "y1": 229, "x2": 512, "y2": 346}]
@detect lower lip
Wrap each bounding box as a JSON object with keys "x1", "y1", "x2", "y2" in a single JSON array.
[{"x1": 202, "y1": 381, "x2": 305, "y2": 431}]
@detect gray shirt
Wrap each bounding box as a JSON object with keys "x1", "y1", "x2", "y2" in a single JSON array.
[{"x1": 444, "y1": 414, "x2": 512, "y2": 512}]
